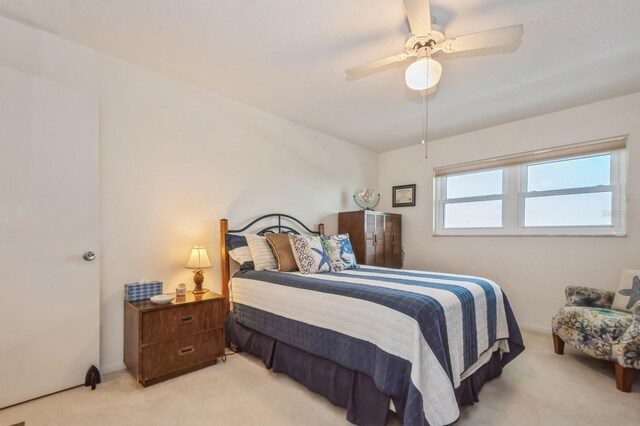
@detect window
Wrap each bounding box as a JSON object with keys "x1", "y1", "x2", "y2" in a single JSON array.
[
  {"x1": 443, "y1": 169, "x2": 503, "y2": 229},
  {"x1": 434, "y1": 138, "x2": 627, "y2": 236},
  {"x1": 522, "y1": 154, "x2": 615, "y2": 228}
]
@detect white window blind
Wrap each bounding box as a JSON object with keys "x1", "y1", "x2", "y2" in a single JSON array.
[{"x1": 434, "y1": 136, "x2": 626, "y2": 177}]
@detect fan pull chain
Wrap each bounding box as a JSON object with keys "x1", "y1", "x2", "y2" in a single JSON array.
[
  {"x1": 423, "y1": 52, "x2": 429, "y2": 159},
  {"x1": 423, "y1": 91, "x2": 428, "y2": 159}
]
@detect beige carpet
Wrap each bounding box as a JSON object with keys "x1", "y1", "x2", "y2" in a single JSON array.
[{"x1": 1, "y1": 330, "x2": 638, "y2": 426}]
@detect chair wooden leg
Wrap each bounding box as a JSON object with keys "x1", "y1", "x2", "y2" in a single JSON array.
[
  {"x1": 614, "y1": 364, "x2": 634, "y2": 392},
  {"x1": 552, "y1": 333, "x2": 564, "y2": 355}
]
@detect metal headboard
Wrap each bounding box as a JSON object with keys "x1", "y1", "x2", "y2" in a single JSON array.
[
  {"x1": 219, "y1": 214, "x2": 324, "y2": 314},
  {"x1": 227, "y1": 213, "x2": 322, "y2": 236}
]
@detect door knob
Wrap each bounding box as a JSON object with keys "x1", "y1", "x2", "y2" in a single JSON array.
[{"x1": 83, "y1": 251, "x2": 96, "y2": 261}]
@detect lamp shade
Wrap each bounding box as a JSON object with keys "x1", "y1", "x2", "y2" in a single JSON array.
[
  {"x1": 405, "y1": 57, "x2": 442, "y2": 91},
  {"x1": 185, "y1": 246, "x2": 212, "y2": 269}
]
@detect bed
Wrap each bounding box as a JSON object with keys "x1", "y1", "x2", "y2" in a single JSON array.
[{"x1": 220, "y1": 214, "x2": 524, "y2": 426}]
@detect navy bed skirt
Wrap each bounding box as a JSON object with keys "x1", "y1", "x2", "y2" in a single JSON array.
[{"x1": 226, "y1": 312, "x2": 506, "y2": 426}]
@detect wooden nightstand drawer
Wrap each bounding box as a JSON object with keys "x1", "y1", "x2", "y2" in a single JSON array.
[
  {"x1": 141, "y1": 329, "x2": 223, "y2": 382},
  {"x1": 142, "y1": 300, "x2": 223, "y2": 344}
]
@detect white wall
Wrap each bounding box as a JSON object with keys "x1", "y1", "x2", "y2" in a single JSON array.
[
  {"x1": 0, "y1": 16, "x2": 378, "y2": 373},
  {"x1": 379, "y1": 93, "x2": 640, "y2": 332},
  {"x1": 3, "y1": 10, "x2": 638, "y2": 373}
]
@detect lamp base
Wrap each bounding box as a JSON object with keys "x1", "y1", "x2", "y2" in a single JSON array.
[{"x1": 192, "y1": 269, "x2": 209, "y2": 294}]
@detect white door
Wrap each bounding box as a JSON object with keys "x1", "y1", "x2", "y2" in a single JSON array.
[{"x1": 0, "y1": 65, "x2": 100, "y2": 408}]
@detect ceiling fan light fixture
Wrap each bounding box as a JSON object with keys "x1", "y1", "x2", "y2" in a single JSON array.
[{"x1": 404, "y1": 56, "x2": 442, "y2": 91}]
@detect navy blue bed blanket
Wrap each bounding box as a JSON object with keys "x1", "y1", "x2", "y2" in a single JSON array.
[{"x1": 230, "y1": 266, "x2": 524, "y2": 426}]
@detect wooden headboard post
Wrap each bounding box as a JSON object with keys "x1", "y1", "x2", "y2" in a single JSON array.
[
  {"x1": 220, "y1": 218, "x2": 230, "y2": 315},
  {"x1": 220, "y1": 214, "x2": 324, "y2": 317}
]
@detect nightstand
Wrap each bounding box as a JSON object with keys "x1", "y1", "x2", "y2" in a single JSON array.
[{"x1": 124, "y1": 291, "x2": 225, "y2": 387}]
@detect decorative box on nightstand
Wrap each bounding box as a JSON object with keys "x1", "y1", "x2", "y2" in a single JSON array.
[{"x1": 124, "y1": 291, "x2": 225, "y2": 387}]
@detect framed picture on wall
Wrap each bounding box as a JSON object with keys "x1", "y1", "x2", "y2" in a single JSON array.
[{"x1": 392, "y1": 184, "x2": 416, "y2": 207}]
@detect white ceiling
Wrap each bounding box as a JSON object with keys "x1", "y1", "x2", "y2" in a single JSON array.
[{"x1": 1, "y1": 0, "x2": 639, "y2": 152}]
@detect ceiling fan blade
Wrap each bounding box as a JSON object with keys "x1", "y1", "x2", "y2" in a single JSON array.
[
  {"x1": 403, "y1": 0, "x2": 432, "y2": 37},
  {"x1": 441, "y1": 24, "x2": 524, "y2": 53},
  {"x1": 346, "y1": 53, "x2": 412, "y2": 76}
]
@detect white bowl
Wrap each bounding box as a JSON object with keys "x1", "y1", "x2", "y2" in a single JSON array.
[{"x1": 150, "y1": 295, "x2": 174, "y2": 305}]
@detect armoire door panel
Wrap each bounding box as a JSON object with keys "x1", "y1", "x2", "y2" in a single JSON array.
[
  {"x1": 386, "y1": 215, "x2": 403, "y2": 269},
  {"x1": 374, "y1": 214, "x2": 386, "y2": 266}
]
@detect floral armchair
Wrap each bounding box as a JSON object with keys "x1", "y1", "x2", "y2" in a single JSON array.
[{"x1": 552, "y1": 286, "x2": 640, "y2": 392}]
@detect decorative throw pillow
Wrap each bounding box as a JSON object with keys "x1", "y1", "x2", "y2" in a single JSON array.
[
  {"x1": 225, "y1": 233, "x2": 254, "y2": 270},
  {"x1": 612, "y1": 269, "x2": 640, "y2": 313},
  {"x1": 289, "y1": 234, "x2": 332, "y2": 274},
  {"x1": 245, "y1": 234, "x2": 278, "y2": 271},
  {"x1": 321, "y1": 234, "x2": 358, "y2": 272},
  {"x1": 265, "y1": 233, "x2": 298, "y2": 272}
]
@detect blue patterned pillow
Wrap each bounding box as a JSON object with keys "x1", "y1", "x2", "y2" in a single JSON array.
[
  {"x1": 612, "y1": 269, "x2": 640, "y2": 313},
  {"x1": 225, "y1": 234, "x2": 254, "y2": 270},
  {"x1": 289, "y1": 234, "x2": 332, "y2": 274},
  {"x1": 321, "y1": 234, "x2": 358, "y2": 272}
]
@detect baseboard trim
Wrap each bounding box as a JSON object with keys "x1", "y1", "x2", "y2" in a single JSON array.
[
  {"x1": 519, "y1": 322, "x2": 552, "y2": 333},
  {"x1": 101, "y1": 362, "x2": 126, "y2": 375}
]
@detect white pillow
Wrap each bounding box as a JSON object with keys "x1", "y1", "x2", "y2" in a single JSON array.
[
  {"x1": 289, "y1": 234, "x2": 332, "y2": 274},
  {"x1": 245, "y1": 234, "x2": 278, "y2": 271},
  {"x1": 612, "y1": 269, "x2": 640, "y2": 313}
]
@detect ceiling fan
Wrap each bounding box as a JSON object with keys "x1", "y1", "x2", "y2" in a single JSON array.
[{"x1": 346, "y1": 0, "x2": 524, "y2": 91}]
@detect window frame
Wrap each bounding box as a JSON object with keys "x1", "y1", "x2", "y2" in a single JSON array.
[
  {"x1": 433, "y1": 150, "x2": 627, "y2": 236},
  {"x1": 435, "y1": 167, "x2": 507, "y2": 234}
]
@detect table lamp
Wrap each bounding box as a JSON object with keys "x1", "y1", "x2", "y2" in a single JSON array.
[{"x1": 185, "y1": 245, "x2": 212, "y2": 294}]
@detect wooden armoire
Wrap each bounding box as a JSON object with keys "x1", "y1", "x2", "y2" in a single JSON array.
[{"x1": 338, "y1": 211, "x2": 402, "y2": 268}]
